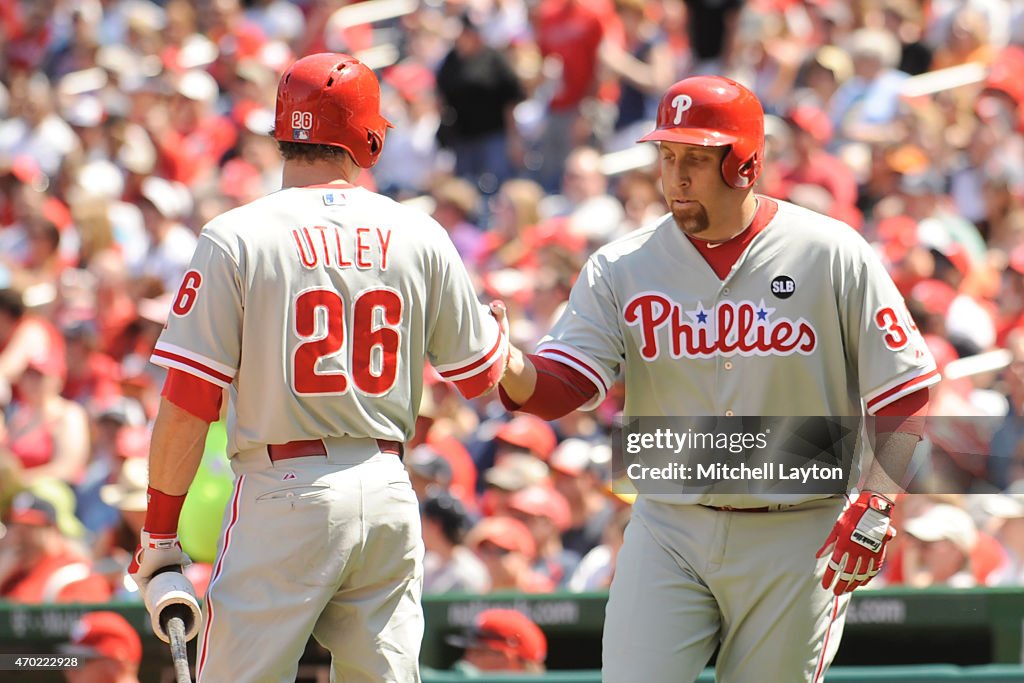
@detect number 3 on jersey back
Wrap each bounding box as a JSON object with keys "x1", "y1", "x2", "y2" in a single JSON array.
[{"x1": 292, "y1": 287, "x2": 403, "y2": 397}]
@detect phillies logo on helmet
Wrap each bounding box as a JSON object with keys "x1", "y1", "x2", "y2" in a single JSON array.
[
  {"x1": 623, "y1": 293, "x2": 817, "y2": 360},
  {"x1": 671, "y1": 94, "x2": 692, "y2": 124}
]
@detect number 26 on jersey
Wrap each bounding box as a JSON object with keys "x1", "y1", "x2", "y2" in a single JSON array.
[{"x1": 291, "y1": 287, "x2": 403, "y2": 397}]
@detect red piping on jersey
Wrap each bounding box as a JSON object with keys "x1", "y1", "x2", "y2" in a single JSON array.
[
  {"x1": 197, "y1": 475, "x2": 244, "y2": 682},
  {"x1": 866, "y1": 369, "x2": 939, "y2": 414},
  {"x1": 438, "y1": 333, "x2": 503, "y2": 379},
  {"x1": 152, "y1": 348, "x2": 233, "y2": 385},
  {"x1": 536, "y1": 347, "x2": 609, "y2": 393}
]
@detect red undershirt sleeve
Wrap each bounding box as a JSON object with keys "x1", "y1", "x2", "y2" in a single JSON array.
[
  {"x1": 873, "y1": 387, "x2": 929, "y2": 438},
  {"x1": 499, "y1": 354, "x2": 600, "y2": 420},
  {"x1": 161, "y1": 367, "x2": 223, "y2": 424}
]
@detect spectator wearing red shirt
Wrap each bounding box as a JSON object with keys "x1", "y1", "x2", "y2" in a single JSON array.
[
  {"x1": 531, "y1": 0, "x2": 605, "y2": 191},
  {"x1": 3, "y1": 0, "x2": 55, "y2": 72},
  {"x1": 0, "y1": 288, "x2": 64, "y2": 400},
  {"x1": 778, "y1": 106, "x2": 860, "y2": 226},
  {"x1": 0, "y1": 492, "x2": 111, "y2": 603},
  {"x1": 61, "y1": 319, "x2": 121, "y2": 406},
  {"x1": 5, "y1": 353, "x2": 90, "y2": 483},
  {"x1": 145, "y1": 70, "x2": 237, "y2": 187}
]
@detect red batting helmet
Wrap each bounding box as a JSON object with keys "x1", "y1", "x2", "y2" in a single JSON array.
[
  {"x1": 639, "y1": 76, "x2": 764, "y2": 189},
  {"x1": 274, "y1": 53, "x2": 393, "y2": 168}
]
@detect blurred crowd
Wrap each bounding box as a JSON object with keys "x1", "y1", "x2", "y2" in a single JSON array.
[{"x1": 0, "y1": 0, "x2": 1023, "y2": 629}]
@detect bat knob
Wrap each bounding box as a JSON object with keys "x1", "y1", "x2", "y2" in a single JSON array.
[
  {"x1": 147, "y1": 567, "x2": 203, "y2": 643},
  {"x1": 160, "y1": 603, "x2": 197, "y2": 635}
]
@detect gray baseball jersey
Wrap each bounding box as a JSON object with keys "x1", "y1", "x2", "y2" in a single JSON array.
[
  {"x1": 151, "y1": 183, "x2": 505, "y2": 457},
  {"x1": 537, "y1": 196, "x2": 938, "y2": 507}
]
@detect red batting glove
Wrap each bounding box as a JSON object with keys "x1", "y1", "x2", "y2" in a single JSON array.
[{"x1": 816, "y1": 492, "x2": 896, "y2": 595}]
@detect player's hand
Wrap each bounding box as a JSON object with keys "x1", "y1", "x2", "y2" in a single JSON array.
[
  {"x1": 128, "y1": 530, "x2": 191, "y2": 601},
  {"x1": 816, "y1": 492, "x2": 896, "y2": 595},
  {"x1": 489, "y1": 300, "x2": 513, "y2": 376},
  {"x1": 489, "y1": 300, "x2": 509, "y2": 338}
]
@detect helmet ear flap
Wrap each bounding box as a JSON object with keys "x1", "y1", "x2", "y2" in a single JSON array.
[
  {"x1": 737, "y1": 158, "x2": 756, "y2": 183},
  {"x1": 724, "y1": 150, "x2": 760, "y2": 188},
  {"x1": 367, "y1": 129, "x2": 385, "y2": 164}
]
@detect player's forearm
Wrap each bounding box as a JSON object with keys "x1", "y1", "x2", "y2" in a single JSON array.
[
  {"x1": 499, "y1": 343, "x2": 538, "y2": 405},
  {"x1": 861, "y1": 430, "x2": 920, "y2": 499},
  {"x1": 148, "y1": 398, "x2": 212, "y2": 497}
]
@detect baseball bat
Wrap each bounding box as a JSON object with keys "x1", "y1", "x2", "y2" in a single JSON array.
[
  {"x1": 942, "y1": 349, "x2": 1013, "y2": 381},
  {"x1": 163, "y1": 607, "x2": 193, "y2": 683},
  {"x1": 900, "y1": 62, "x2": 988, "y2": 98},
  {"x1": 149, "y1": 565, "x2": 202, "y2": 683}
]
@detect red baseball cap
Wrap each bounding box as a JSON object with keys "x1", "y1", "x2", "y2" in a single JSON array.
[
  {"x1": 447, "y1": 609, "x2": 548, "y2": 664},
  {"x1": 22, "y1": 350, "x2": 67, "y2": 380},
  {"x1": 787, "y1": 105, "x2": 832, "y2": 144},
  {"x1": 509, "y1": 485, "x2": 572, "y2": 532},
  {"x1": 495, "y1": 416, "x2": 557, "y2": 461},
  {"x1": 383, "y1": 62, "x2": 435, "y2": 102},
  {"x1": 466, "y1": 516, "x2": 537, "y2": 560},
  {"x1": 60, "y1": 611, "x2": 142, "y2": 665},
  {"x1": 427, "y1": 433, "x2": 478, "y2": 510},
  {"x1": 910, "y1": 279, "x2": 957, "y2": 317}
]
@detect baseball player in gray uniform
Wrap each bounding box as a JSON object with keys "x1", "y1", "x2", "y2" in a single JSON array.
[
  {"x1": 129, "y1": 53, "x2": 508, "y2": 683},
  {"x1": 495, "y1": 76, "x2": 937, "y2": 682}
]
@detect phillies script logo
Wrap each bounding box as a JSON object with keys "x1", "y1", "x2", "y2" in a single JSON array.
[{"x1": 623, "y1": 293, "x2": 818, "y2": 360}]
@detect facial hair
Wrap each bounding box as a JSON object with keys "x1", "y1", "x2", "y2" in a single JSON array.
[{"x1": 671, "y1": 201, "x2": 710, "y2": 235}]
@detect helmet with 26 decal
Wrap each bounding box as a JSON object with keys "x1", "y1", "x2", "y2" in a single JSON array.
[
  {"x1": 273, "y1": 53, "x2": 393, "y2": 169},
  {"x1": 638, "y1": 76, "x2": 764, "y2": 189}
]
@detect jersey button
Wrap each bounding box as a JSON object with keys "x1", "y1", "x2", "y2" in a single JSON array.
[
  {"x1": 725, "y1": 410, "x2": 735, "y2": 416},
  {"x1": 723, "y1": 288, "x2": 731, "y2": 295},
  {"x1": 724, "y1": 361, "x2": 734, "y2": 370}
]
